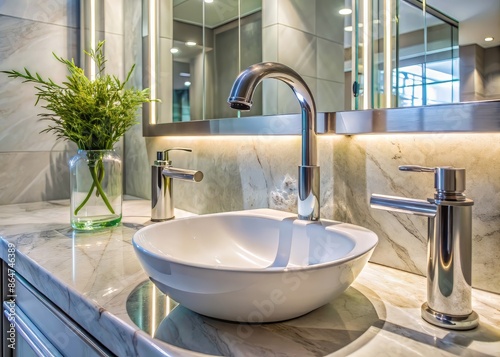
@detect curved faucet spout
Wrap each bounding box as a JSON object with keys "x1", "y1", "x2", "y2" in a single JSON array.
[
  {"x1": 228, "y1": 62, "x2": 320, "y2": 221},
  {"x1": 228, "y1": 62, "x2": 317, "y2": 167}
]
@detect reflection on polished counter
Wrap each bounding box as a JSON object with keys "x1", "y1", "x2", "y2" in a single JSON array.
[{"x1": 0, "y1": 199, "x2": 499, "y2": 356}]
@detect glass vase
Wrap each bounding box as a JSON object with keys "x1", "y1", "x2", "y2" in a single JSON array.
[{"x1": 69, "y1": 150, "x2": 122, "y2": 230}]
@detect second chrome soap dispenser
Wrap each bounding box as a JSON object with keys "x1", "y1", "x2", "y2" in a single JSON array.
[
  {"x1": 370, "y1": 165, "x2": 479, "y2": 330},
  {"x1": 151, "y1": 148, "x2": 203, "y2": 221}
]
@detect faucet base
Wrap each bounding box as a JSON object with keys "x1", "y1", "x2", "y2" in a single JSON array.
[
  {"x1": 298, "y1": 165, "x2": 320, "y2": 221},
  {"x1": 151, "y1": 216, "x2": 175, "y2": 222},
  {"x1": 421, "y1": 302, "x2": 479, "y2": 330}
]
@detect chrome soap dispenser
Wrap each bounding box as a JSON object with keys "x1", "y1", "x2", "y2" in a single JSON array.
[
  {"x1": 370, "y1": 165, "x2": 479, "y2": 330},
  {"x1": 151, "y1": 148, "x2": 203, "y2": 221}
]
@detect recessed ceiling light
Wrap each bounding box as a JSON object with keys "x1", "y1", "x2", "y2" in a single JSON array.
[
  {"x1": 179, "y1": 72, "x2": 191, "y2": 77},
  {"x1": 485, "y1": 37, "x2": 494, "y2": 42},
  {"x1": 185, "y1": 41, "x2": 197, "y2": 47},
  {"x1": 204, "y1": 0, "x2": 213, "y2": 3},
  {"x1": 339, "y1": 8, "x2": 352, "y2": 15},
  {"x1": 184, "y1": 81, "x2": 191, "y2": 87},
  {"x1": 344, "y1": 26, "x2": 353, "y2": 32},
  {"x1": 170, "y1": 48, "x2": 179, "y2": 54}
]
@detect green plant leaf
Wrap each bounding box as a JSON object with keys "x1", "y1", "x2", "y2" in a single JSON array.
[{"x1": 1, "y1": 40, "x2": 155, "y2": 151}]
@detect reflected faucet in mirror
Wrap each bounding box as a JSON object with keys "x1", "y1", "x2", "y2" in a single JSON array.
[{"x1": 228, "y1": 62, "x2": 320, "y2": 221}]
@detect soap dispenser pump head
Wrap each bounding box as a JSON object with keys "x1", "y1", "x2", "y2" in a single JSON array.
[{"x1": 155, "y1": 147, "x2": 192, "y2": 165}]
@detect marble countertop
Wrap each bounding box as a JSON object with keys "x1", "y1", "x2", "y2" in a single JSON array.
[{"x1": 0, "y1": 199, "x2": 499, "y2": 356}]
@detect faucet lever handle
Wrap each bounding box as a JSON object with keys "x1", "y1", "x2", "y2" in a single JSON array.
[
  {"x1": 157, "y1": 147, "x2": 193, "y2": 162},
  {"x1": 399, "y1": 165, "x2": 466, "y2": 199},
  {"x1": 399, "y1": 165, "x2": 435, "y2": 172}
]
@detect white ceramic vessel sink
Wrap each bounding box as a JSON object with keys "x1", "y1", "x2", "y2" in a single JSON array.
[{"x1": 133, "y1": 209, "x2": 378, "y2": 322}]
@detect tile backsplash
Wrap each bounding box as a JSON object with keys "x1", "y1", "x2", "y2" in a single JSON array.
[
  {"x1": 125, "y1": 133, "x2": 500, "y2": 295},
  {"x1": 0, "y1": 1, "x2": 79, "y2": 204},
  {"x1": 0, "y1": 0, "x2": 132, "y2": 205}
]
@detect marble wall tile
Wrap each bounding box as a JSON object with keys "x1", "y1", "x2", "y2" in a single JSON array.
[
  {"x1": 104, "y1": 0, "x2": 124, "y2": 35},
  {"x1": 261, "y1": 0, "x2": 278, "y2": 28},
  {"x1": 0, "y1": 0, "x2": 79, "y2": 27},
  {"x1": 277, "y1": 0, "x2": 316, "y2": 35},
  {"x1": 316, "y1": 0, "x2": 344, "y2": 44},
  {"x1": 316, "y1": 79, "x2": 344, "y2": 112},
  {"x1": 123, "y1": 0, "x2": 143, "y2": 89},
  {"x1": 124, "y1": 131, "x2": 500, "y2": 295},
  {"x1": 277, "y1": 25, "x2": 317, "y2": 78},
  {"x1": 317, "y1": 38, "x2": 345, "y2": 84},
  {"x1": 0, "y1": 0, "x2": 131, "y2": 205},
  {"x1": 102, "y1": 31, "x2": 125, "y2": 80},
  {"x1": 0, "y1": 150, "x2": 75, "y2": 205},
  {"x1": 262, "y1": 25, "x2": 278, "y2": 62},
  {"x1": 333, "y1": 133, "x2": 500, "y2": 294},
  {"x1": 261, "y1": 1, "x2": 345, "y2": 115},
  {"x1": 276, "y1": 78, "x2": 309, "y2": 114},
  {"x1": 125, "y1": 135, "x2": 336, "y2": 217},
  {"x1": 124, "y1": 124, "x2": 150, "y2": 200},
  {"x1": 0, "y1": 15, "x2": 79, "y2": 152},
  {"x1": 484, "y1": 46, "x2": 500, "y2": 99}
]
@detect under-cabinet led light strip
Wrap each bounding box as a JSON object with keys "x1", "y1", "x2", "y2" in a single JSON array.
[{"x1": 149, "y1": 0, "x2": 157, "y2": 124}]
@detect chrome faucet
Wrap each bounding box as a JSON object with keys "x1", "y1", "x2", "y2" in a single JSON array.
[
  {"x1": 151, "y1": 148, "x2": 203, "y2": 221},
  {"x1": 227, "y1": 62, "x2": 320, "y2": 221},
  {"x1": 370, "y1": 165, "x2": 479, "y2": 330}
]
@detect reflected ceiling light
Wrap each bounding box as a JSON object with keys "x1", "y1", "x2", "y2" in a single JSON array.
[
  {"x1": 344, "y1": 24, "x2": 363, "y2": 32},
  {"x1": 485, "y1": 37, "x2": 494, "y2": 42},
  {"x1": 184, "y1": 81, "x2": 191, "y2": 87},
  {"x1": 339, "y1": 8, "x2": 352, "y2": 15},
  {"x1": 179, "y1": 72, "x2": 191, "y2": 77},
  {"x1": 185, "y1": 41, "x2": 197, "y2": 46},
  {"x1": 170, "y1": 48, "x2": 179, "y2": 54}
]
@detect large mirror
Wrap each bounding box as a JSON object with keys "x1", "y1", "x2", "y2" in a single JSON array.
[
  {"x1": 143, "y1": 0, "x2": 265, "y2": 126},
  {"x1": 142, "y1": 0, "x2": 500, "y2": 134}
]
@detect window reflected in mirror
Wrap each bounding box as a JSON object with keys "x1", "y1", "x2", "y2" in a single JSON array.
[{"x1": 346, "y1": 0, "x2": 459, "y2": 110}]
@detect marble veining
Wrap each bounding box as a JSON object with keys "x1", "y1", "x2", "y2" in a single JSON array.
[
  {"x1": 0, "y1": 199, "x2": 499, "y2": 356},
  {"x1": 335, "y1": 134, "x2": 500, "y2": 294},
  {"x1": 0, "y1": 0, "x2": 79, "y2": 28},
  {"x1": 125, "y1": 132, "x2": 500, "y2": 295}
]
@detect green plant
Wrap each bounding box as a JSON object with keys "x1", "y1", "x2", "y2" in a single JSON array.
[{"x1": 1, "y1": 41, "x2": 154, "y2": 216}]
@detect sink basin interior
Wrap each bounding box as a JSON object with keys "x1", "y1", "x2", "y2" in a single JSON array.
[
  {"x1": 133, "y1": 209, "x2": 378, "y2": 322},
  {"x1": 134, "y1": 211, "x2": 362, "y2": 270}
]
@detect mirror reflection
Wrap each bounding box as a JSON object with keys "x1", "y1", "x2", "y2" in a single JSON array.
[
  {"x1": 345, "y1": 0, "x2": 460, "y2": 110},
  {"x1": 169, "y1": 0, "x2": 262, "y2": 123},
  {"x1": 144, "y1": 0, "x2": 500, "y2": 126}
]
